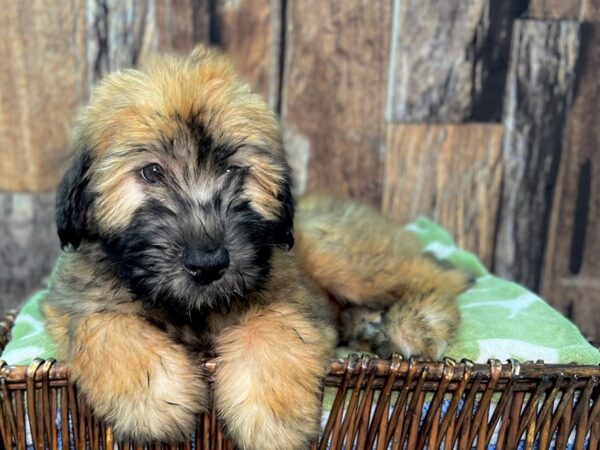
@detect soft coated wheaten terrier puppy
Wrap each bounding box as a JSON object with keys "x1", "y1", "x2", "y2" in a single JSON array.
[{"x1": 42, "y1": 45, "x2": 469, "y2": 449}]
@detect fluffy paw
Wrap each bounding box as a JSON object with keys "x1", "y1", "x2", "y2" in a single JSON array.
[
  {"x1": 215, "y1": 304, "x2": 334, "y2": 450},
  {"x1": 70, "y1": 313, "x2": 208, "y2": 443},
  {"x1": 381, "y1": 291, "x2": 460, "y2": 360}
]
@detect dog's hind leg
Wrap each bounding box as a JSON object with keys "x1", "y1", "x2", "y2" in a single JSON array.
[{"x1": 295, "y1": 194, "x2": 471, "y2": 359}]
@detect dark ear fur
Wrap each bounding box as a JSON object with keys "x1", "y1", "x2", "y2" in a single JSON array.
[
  {"x1": 56, "y1": 149, "x2": 94, "y2": 250},
  {"x1": 273, "y1": 172, "x2": 295, "y2": 250}
]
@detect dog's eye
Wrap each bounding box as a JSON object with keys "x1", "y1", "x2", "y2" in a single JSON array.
[
  {"x1": 140, "y1": 163, "x2": 163, "y2": 184},
  {"x1": 225, "y1": 165, "x2": 240, "y2": 174}
]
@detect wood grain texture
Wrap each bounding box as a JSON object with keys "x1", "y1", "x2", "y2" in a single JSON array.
[
  {"x1": 529, "y1": 0, "x2": 582, "y2": 19},
  {"x1": 382, "y1": 124, "x2": 504, "y2": 269},
  {"x1": 581, "y1": 0, "x2": 600, "y2": 20},
  {"x1": 495, "y1": 20, "x2": 581, "y2": 291},
  {"x1": 155, "y1": 0, "x2": 203, "y2": 53},
  {"x1": 89, "y1": 0, "x2": 202, "y2": 85},
  {"x1": 212, "y1": 0, "x2": 280, "y2": 108},
  {"x1": 386, "y1": 0, "x2": 527, "y2": 123},
  {"x1": 0, "y1": 193, "x2": 59, "y2": 311},
  {"x1": 88, "y1": 0, "x2": 152, "y2": 83},
  {"x1": 542, "y1": 24, "x2": 600, "y2": 342},
  {"x1": 281, "y1": 0, "x2": 391, "y2": 204},
  {"x1": 530, "y1": 0, "x2": 600, "y2": 20},
  {"x1": 0, "y1": 0, "x2": 88, "y2": 192},
  {"x1": 192, "y1": 0, "x2": 211, "y2": 43}
]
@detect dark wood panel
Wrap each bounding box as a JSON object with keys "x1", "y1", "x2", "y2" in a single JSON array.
[
  {"x1": 281, "y1": 0, "x2": 391, "y2": 204},
  {"x1": 212, "y1": 0, "x2": 280, "y2": 108},
  {"x1": 386, "y1": 0, "x2": 526, "y2": 123},
  {"x1": 494, "y1": 20, "x2": 581, "y2": 291},
  {"x1": 0, "y1": 193, "x2": 59, "y2": 311},
  {"x1": 382, "y1": 124, "x2": 504, "y2": 268},
  {"x1": 542, "y1": 24, "x2": 600, "y2": 342}
]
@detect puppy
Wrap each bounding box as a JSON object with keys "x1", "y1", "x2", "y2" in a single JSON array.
[{"x1": 41, "y1": 45, "x2": 469, "y2": 449}]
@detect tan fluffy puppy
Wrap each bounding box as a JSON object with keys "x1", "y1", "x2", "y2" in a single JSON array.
[{"x1": 42, "y1": 45, "x2": 469, "y2": 449}]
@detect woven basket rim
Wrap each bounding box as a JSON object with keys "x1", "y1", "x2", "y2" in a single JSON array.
[{"x1": 1, "y1": 308, "x2": 599, "y2": 387}]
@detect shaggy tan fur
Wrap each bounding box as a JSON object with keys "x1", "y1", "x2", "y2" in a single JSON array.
[
  {"x1": 295, "y1": 194, "x2": 468, "y2": 359},
  {"x1": 42, "y1": 45, "x2": 470, "y2": 449},
  {"x1": 42, "y1": 251, "x2": 209, "y2": 443}
]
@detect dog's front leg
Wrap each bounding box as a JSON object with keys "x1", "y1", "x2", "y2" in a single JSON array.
[
  {"x1": 49, "y1": 308, "x2": 208, "y2": 443},
  {"x1": 214, "y1": 302, "x2": 334, "y2": 450}
]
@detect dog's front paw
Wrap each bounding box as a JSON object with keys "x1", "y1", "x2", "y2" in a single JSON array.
[
  {"x1": 214, "y1": 304, "x2": 334, "y2": 450},
  {"x1": 69, "y1": 313, "x2": 208, "y2": 443}
]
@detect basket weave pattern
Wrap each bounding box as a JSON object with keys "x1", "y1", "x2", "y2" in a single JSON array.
[{"x1": 0, "y1": 310, "x2": 599, "y2": 450}]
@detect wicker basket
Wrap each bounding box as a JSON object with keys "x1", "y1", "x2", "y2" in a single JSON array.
[{"x1": 0, "y1": 310, "x2": 598, "y2": 450}]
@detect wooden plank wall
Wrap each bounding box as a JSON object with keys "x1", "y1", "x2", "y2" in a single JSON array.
[{"x1": 1, "y1": 1, "x2": 598, "y2": 341}]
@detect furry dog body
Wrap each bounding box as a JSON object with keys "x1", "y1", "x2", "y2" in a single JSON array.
[{"x1": 42, "y1": 46, "x2": 469, "y2": 449}]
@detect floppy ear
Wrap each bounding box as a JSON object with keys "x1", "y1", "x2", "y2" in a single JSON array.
[
  {"x1": 273, "y1": 172, "x2": 295, "y2": 250},
  {"x1": 56, "y1": 148, "x2": 94, "y2": 250}
]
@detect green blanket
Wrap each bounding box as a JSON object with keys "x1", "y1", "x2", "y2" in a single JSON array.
[{"x1": 2, "y1": 218, "x2": 599, "y2": 365}]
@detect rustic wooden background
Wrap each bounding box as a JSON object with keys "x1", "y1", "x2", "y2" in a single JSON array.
[{"x1": 1, "y1": 0, "x2": 598, "y2": 341}]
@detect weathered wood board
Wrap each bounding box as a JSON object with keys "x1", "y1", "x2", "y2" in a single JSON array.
[
  {"x1": 530, "y1": 0, "x2": 600, "y2": 20},
  {"x1": 494, "y1": 20, "x2": 580, "y2": 291},
  {"x1": 542, "y1": 24, "x2": 600, "y2": 342},
  {"x1": 386, "y1": 0, "x2": 527, "y2": 123},
  {"x1": 382, "y1": 124, "x2": 504, "y2": 269},
  {"x1": 0, "y1": 1, "x2": 88, "y2": 192},
  {"x1": 581, "y1": 0, "x2": 600, "y2": 20},
  {"x1": 281, "y1": 0, "x2": 391, "y2": 204},
  {"x1": 530, "y1": 0, "x2": 582, "y2": 19},
  {"x1": 88, "y1": 0, "x2": 202, "y2": 90},
  {"x1": 212, "y1": 0, "x2": 280, "y2": 108},
  {"x1": 0, "y1": 193, "x2": 59, "y2": 311},
  {"x1": 155, "y1": 0, "x2": 204, "y2": 53}
]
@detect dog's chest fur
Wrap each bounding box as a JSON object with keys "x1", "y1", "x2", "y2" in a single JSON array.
[{"x1": 45, "y1": 243, "x2": 334, "y2": 357}]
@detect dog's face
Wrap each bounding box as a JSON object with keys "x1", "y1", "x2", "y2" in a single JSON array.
[{"x1": 56, "y1": 47, "x2": 293, "y2": 311}]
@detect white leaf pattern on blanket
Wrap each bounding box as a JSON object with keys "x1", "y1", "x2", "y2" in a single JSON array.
[
  {"x1": 423, "y1": 241, "x2": 457, "y2": 259},
  {"x1": 477, "y1": 339, "x2": 559, "y2": 363},
  {"x1": 461, "y1": 293, "x2": 538, "y2": 319},
  {"x1": 2, "y1": 345, "x2": 47, "y2": 366},
  {"x1": 14, "y1": 314, "x2": 46, "y2": 340}
]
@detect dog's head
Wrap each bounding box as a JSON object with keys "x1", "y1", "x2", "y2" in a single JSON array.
[{"x1": 56, "y1": 46, "x2": 294, "y2": 310}]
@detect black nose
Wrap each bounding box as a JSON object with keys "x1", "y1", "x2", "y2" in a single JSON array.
[{"x1": 183, "y1": 247, "x2": 230, "y2": 284}]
